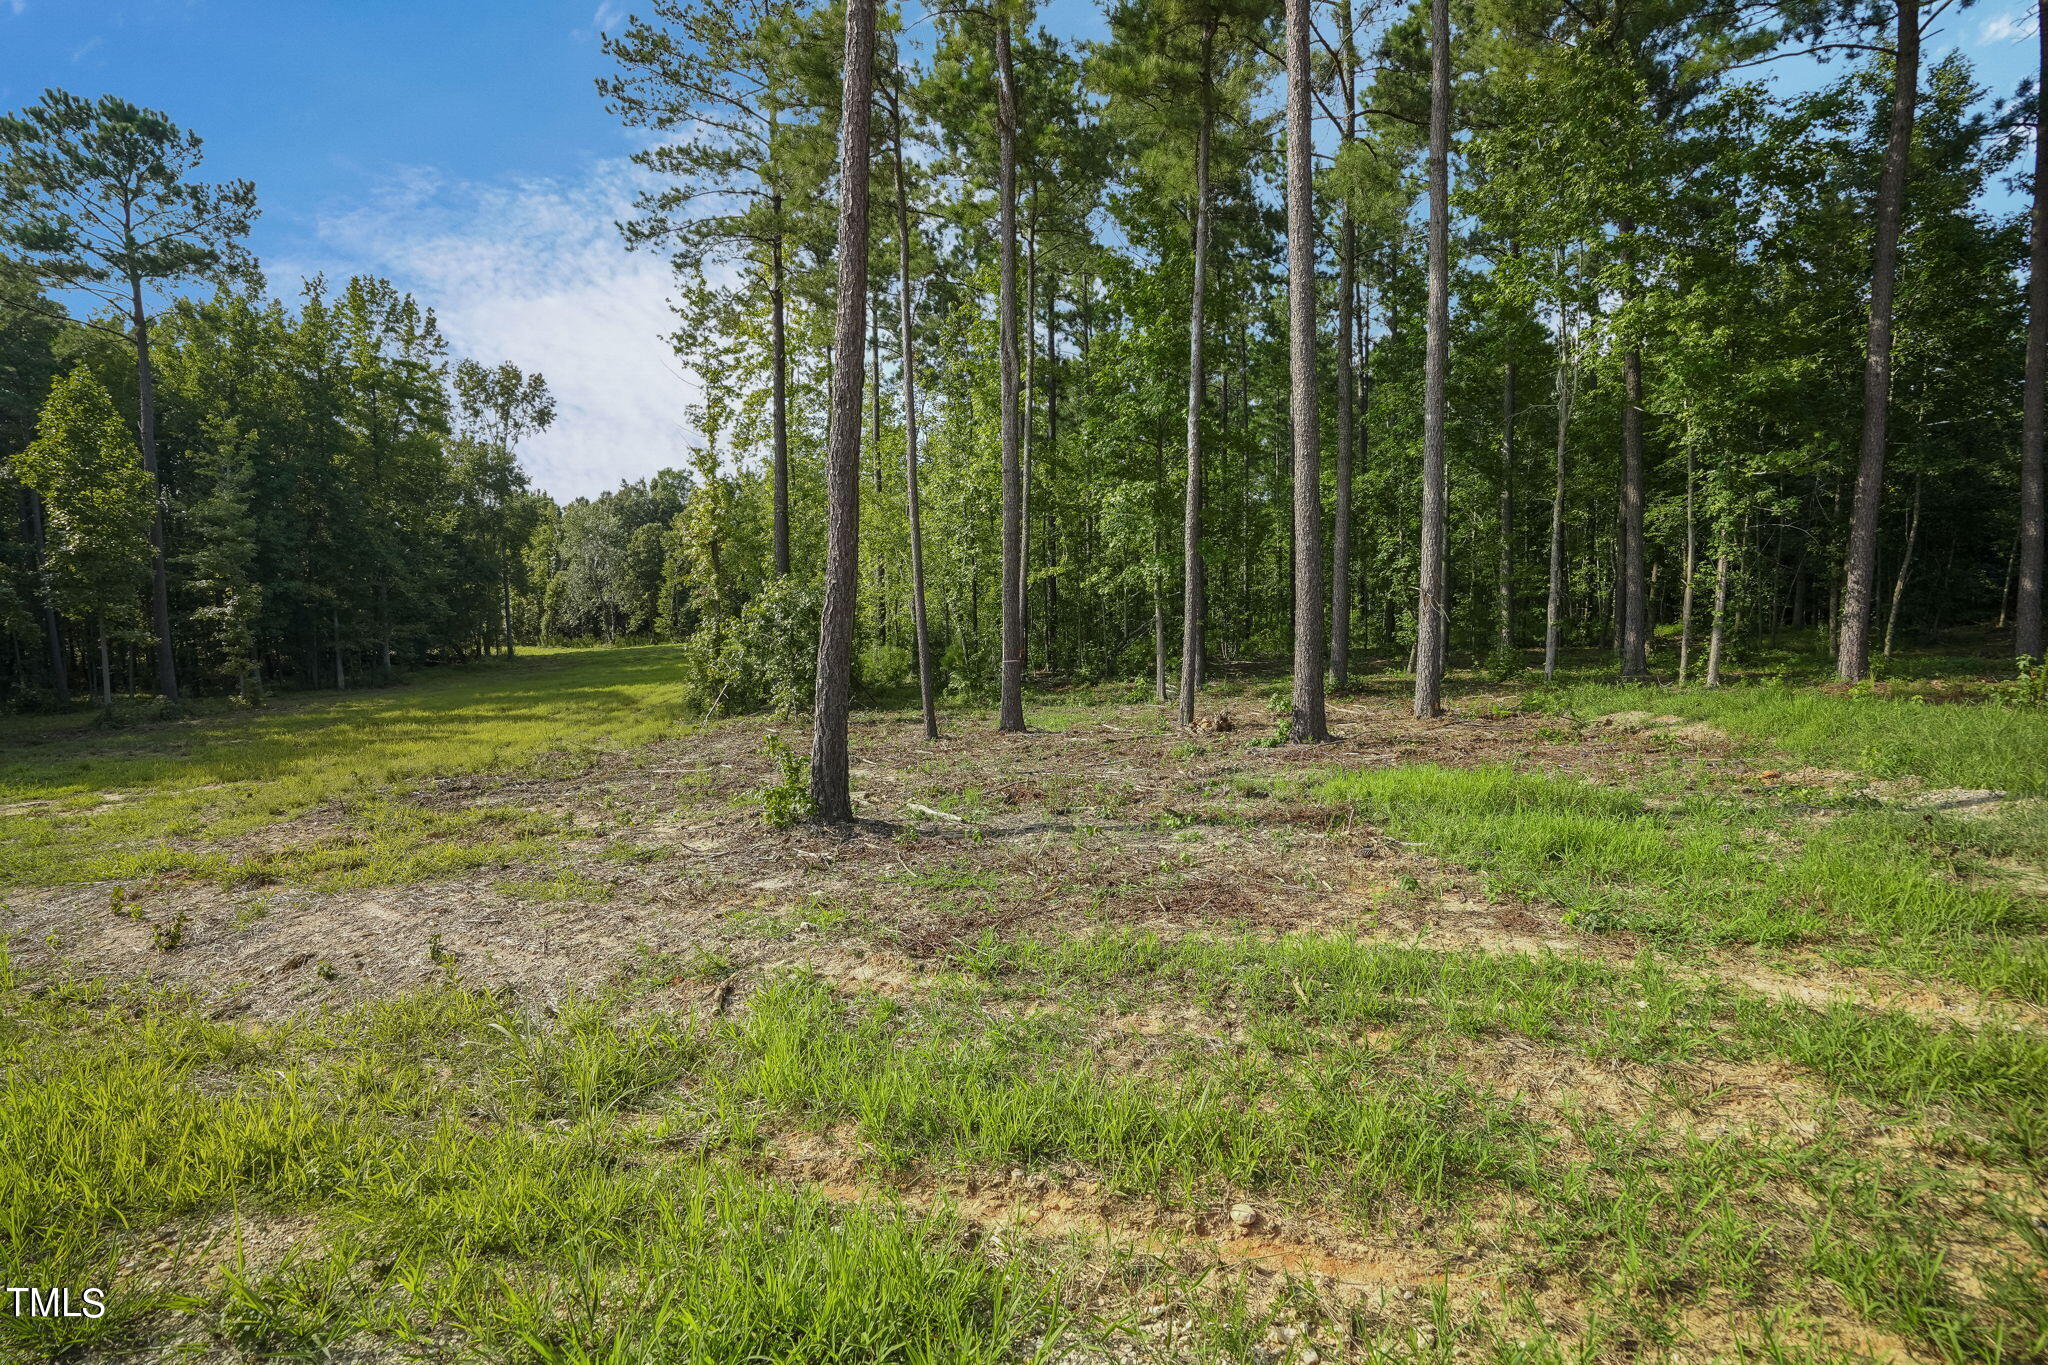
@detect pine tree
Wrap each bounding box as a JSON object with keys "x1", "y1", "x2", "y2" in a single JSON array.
[{"x1": 12, "y1": 367, "x2": 155, "y2": 704}]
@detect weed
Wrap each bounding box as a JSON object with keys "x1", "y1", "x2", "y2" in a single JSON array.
[
  {"x1": 758, "y1": 731, "x2": 815, "y2": 829},
  {"x1": 150, "y1": 910, "x2": 190, "y2": 952},
  {"x1": 494, "y1": 872, "x2": 612, "y2": 903}
]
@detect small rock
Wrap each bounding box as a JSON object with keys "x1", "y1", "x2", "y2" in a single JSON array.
[
  {"x1": 1229, "y1": 1202, "x2": 1260, "y2": 1228},
  {"x1": 1300, "y1": 1351, "x2": 1321, "y2": 1365}
]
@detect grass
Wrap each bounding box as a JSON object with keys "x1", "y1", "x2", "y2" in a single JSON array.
[
  {"x1": 6, "y1": 947, "x2": 2044, "y2": 1362},
  {"x1": 0, "y1": 969, "x2": 1068, "y2": 1363},
  {"x1": 6, "y1": 642, "x2": 2048, "y2": 1363},
  {"x1": 1317, "y1": 764, "x2": 2048, "y2": 1000},
  {"x1": 1535, "y1": 678, "x2": 2048, "y2": 794},
  {"x1": 0, "y1": 646, "x2": 689, "y2": 891}
]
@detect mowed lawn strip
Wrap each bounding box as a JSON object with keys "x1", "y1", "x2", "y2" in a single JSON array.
[{"x1": 0, "y1": 647, "x2": 689, "y2": 891}]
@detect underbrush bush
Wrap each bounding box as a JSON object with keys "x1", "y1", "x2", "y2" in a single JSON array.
[
  {"x1": 856, "y1": 642, "x2": 911, "y2": 698},
  {"x1": 756, "y1": 732, "x2": 815, "y2": 828},
  {"x1": 1994, "y1": 657, "x2": 2048, "y2": 710},
  {"x1": 940, "y1": 637, "x2": 995, "y2": 705},
  {"x1": 90, "y1": 697, "x2": 187, "y2": 728},
  {"x1": 677, "y1": 579, "x2": 820, "y2": 719}
]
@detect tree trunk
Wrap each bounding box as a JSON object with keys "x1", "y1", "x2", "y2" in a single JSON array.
[
  {"x1": 1883, "y1": 474, "x2": 1921, "y2": 658},
  {"x1": 1678, "y1": 454, "x2": 1697, "y2": 683},
  {"x1": 2018, "y1": 0, "x2": 2047, "y2": 659},
  {"x1": 1153, "y1": 420, "x2": 1170, "y2": 702},
  {"x1": 807, "y1": 0, "x2": 875, "y2": 823},
  {"x1": 1838, "y1": 0, "x2": 1919, "y2": 681},
  {"x1": 97, "y1": 619, "x2": 111, "y2": 708},
  {"x1": 1179, "y1": 20, "x2": 1217, "y2": 728},
  {"x1": 501, "y1": 565, "x2": 515, "y2": 660},
  {"x1": 128, "y1": 279, "x2": 179, "y2": 701},
  {"x1": 770, "y1": 185, "x2": 792, "y2": 578},
  {"x1": 1617, "y1": 240, "x2": 1648, "y2": 679},
  {"x1": 333, "y1": 606, "x2": 346, "y2": 690},
  {"x1": 1284, "y1": 0, "x2": 1329, "y2": 741},
  {"x1": 1545, "y1": 297, "x2": 1572, "y2": 682},
  {"x1": 1998, "y1": 528, "x2": 2019, "y2": 630},
  {"x1": 995, "y1": 16, "x2": 1026, "y2": 732},
  {"x1": 1705, "y1": 547, "x2": 1730, "y2": 687},
  {"x1": 1497, "y1": 352, "x2": 1515, "y2": 663},
  {"x1": 889, "y1": 76, "x2": 937, "y2": 741},
  {"x1": 870, "y1": 284, "x2": 886, "y2": 629},
  {"x1": 1413, "y1": 0, "x2": 1452, "y2": 719},
  {"x1": 1045, "y1": 273, "x2": 1061, "y2": 669},
  {"x1": 1022, "y1": 213, "x2": 1036, "y2": 667},
  {"x1": 378, "y1": 580, "x2": 393, "y2": 681},
  {"x1": 1331, "y1": 14, "x2": 1357, "y2": 691},
  {"x1": 23, "y1": 489, "x2": 69, "y2": 704}
]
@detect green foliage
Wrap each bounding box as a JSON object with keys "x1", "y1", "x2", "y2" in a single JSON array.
[
  {"x1": 1996, "y1": 658, "x2": 2048, "y2": 711},
  {"x1": 678, "y1": 576, "x2": 822, "y2": 718},
  {"x1": 11, "y1": 366, "x2": 154, "y2": 641},
  {"x1": 757, "y1": 730, "x2": 815, "y2": 828}
]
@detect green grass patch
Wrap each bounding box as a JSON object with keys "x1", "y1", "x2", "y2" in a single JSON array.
[
  {"x1": 1317, "y1": 764, "x2": 2048, "y2": 1000},
  {"x1": 0, "y1": 971, "x2": 1064, "y2": 1362},
  {"x1": 0, "y1": 647, "x2": 689, "y2": 891},
  {"x1": 494, "y1": 870, "x2": 614, "y2": 902},
  {"x1": 1538, "y1": 681, "x2": 2048, "y2": 794}
]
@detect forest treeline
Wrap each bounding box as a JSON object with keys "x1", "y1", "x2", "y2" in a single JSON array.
[
  {"x1": 0, "y1": 93, "x2": 569, "y2": 706},
  {"x1": 2, "y1": 0, "x2": 2046, "y2": 761}
]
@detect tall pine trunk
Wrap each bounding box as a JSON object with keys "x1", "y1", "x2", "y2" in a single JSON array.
[
  {"x1": 1331, "y1": 7, "x2": 1357, "y2": 691},
  {"x1": 1179, "y1": 20, "x2": 1216, "y2": 728},
  {"x1": 2018, "y1": 0, "x2": 2046, "y2": 660},
  {"x1": 807, "y1": 0, "x2": 876, "y2": 823},
  {"x1": 1678, "y1": 454, "x2": 1697, "y2": 683},
  {"x1": 501, "y1": 560, "x2": 515, "y2": 660},
  {"x1": 995, "y1": 17, "x2": 1027, "y2": 733},
  {"x1": 23, "y1": 489, "x2": 69, "y2": 704},
  {"x1": 1617, "y1": 232, "x2": 1648, "y2": 679},
  {"x1": 1838, "y1": 0, "x2": 1919, "y2": 681},
  {"x1": 1154, "y1": 420, "x2": 1169, "y2": 702},
  {"x1": 1413, "y1": 0, "x2": 1452, "y2": 719},
  {"x1": 1497, "y1": 353, "x2": 1515, "y2": 663},
  {"x1": 1706, "y1": 545, "x2": 1730, "y2": 687},
  {"x1": 1022, "y1": 214, "x2": 1036, "y2": 665},
  {"x1": 1284, "y1": 0, "x2": 1329, "y2": 741},
  {"x1": 1884, "y1": 474, "x2": 1921, "y2": 658},
  {"x1": 889, "y1": 76, "x2": 937, "y2": 741},
  {"x1": 770, "y1": 179, "x2": 792, "y2": 578},
  {"x1": 1545, "y1": 291, "x2": 1572, "y2": 682},
  {"x1": 128, "y1": 278, "x2": 179, "y2": 701}
]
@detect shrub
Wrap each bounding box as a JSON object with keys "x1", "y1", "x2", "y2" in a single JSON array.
[
  {"x1": 677, "y1": 579, "x2": 821, "y2": 718},
  {"x1": 757, "y1": 732, "x2": 815, "y2": 828}
]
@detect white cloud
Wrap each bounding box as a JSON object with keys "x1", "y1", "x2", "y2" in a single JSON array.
[
  {"x1": 8, "y1": 1, "x2": 28, "y2": 19},
  {"x1": 296, "y1": 160, "x2": 699, "y2": 503},
  {"x1": 1979, "y1": 5, "x2": 2037, "y2": 44}
]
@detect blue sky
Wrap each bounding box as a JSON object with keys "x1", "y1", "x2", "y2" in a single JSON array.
[{"x1": 0, "y1": 0, "x2": 2036, "y2": 498}]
